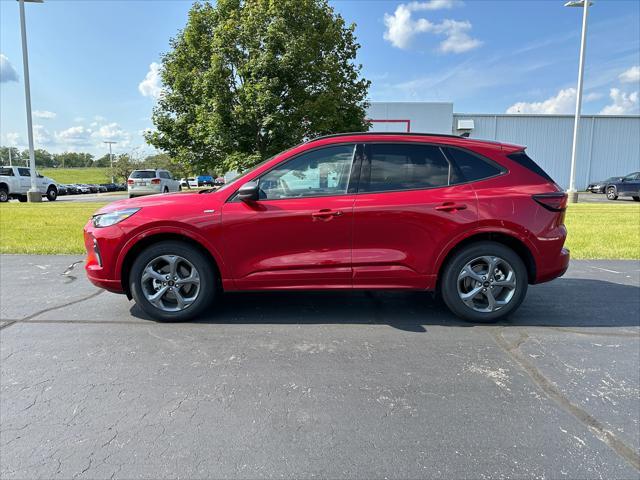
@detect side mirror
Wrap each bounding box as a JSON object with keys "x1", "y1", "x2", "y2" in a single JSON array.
[{"x1": 237, "y1": 181, "x2": 259, "y2": 202}]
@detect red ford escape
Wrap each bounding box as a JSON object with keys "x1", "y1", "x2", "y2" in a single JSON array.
[{"x1": 84, "y1": 133, "x2": 569, "y2": 323}]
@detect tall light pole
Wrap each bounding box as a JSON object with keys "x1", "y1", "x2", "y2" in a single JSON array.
[
  {"x1": 565, "y1": 0, "x2": 592, "y2": 204},
  {"x1": 18, "y1": 0, "x2": 43, "y2": 202},
  {"x1": 104, "y1": 141, "x2": 117, "y2": 183}
]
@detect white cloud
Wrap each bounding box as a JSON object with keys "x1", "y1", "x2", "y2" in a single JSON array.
[
  {"x1": 91, "y1": 122, "x2": 131, "y2": 143},
  {"x1": 55, "y1": 125, "x2": 92, "y2": 145},
  {"x1": 33, "y1": 110, "x2": 57, "y2": 120},
  {"x1": 74, "y1": 116, "x2": 85, "y2": 123},
  {"x1": 6, "y1": 132, "x2": 20, "y2": 146},
  {"x1": 93, "y1": 115, "x2": 106, "y2": 122},
  {"x1": 34, "y1": 125, "x2": 54, "y2": 145},
  {"x1": 383, "y1": 1, "x2": 481, "y2": 53},
  {"x1": 138, "y1": 62, "x2": 163, "y2": 98},
  {"x1": 506, "y1": 88, "x2": 577, "y2": 114},
  {"x1": 619, "y1": 66, "x2": 640, "y2": 84},
  {"x1": 599, "y1": 88, "x2": 639, "y2": 115},
  {"x1": 0, "y1": 54, "x2": 19, "y2": 83}
]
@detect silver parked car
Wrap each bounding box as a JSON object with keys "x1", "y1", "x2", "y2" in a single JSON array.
[{"x1": 127, "y1": 169, "x2": 181, "y2": 198}]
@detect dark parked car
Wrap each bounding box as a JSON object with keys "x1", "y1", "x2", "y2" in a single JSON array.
[
  {"x1": 84, "y1": 132, "x2": 569, "y2": 324},
  {"x1": 57, "y1": 184, "x2": 68, "y2": 196},
  {"x1": 100, "y1": 183, "x2": 119, "y2": 192},
  {"x1": 606, "y1": 172, "x2": 640, "y2": 201},
  {"x1": 587, "y1": 176, "x2": 623, "y2": 194}
]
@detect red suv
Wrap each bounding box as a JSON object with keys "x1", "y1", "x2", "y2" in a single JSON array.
[{"x1": 84, "y1": 133, "x2": 569, "y2": 322}]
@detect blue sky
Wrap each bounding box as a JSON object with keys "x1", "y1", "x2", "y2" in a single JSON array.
[{"x1": 1, "y1": 0, "x2": 639, "y2": 157}]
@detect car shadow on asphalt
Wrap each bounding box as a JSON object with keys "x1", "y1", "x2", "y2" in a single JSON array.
[{"x1": 129, "y1": 278, "x2": 640, "y2": 332}]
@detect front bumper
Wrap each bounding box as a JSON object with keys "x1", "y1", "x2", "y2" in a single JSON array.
[
  {"x1": 587, "y1": 185, "x2": 605, "y2": 193},
  {"x1": 84, "y1": 222, "x2": 126, "y2": 294}
]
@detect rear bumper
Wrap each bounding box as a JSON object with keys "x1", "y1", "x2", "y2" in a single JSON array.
[
  {"x1": 534, "y1": 247, "x2": 570, "y2": 284},
  {"x1": 128, "y1": 185, "x2": 162, "y2": 196}
]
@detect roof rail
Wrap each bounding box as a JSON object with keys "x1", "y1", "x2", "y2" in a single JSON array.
[{"x1": 307, "y1": 131, "x2": 466, "y2": 142}]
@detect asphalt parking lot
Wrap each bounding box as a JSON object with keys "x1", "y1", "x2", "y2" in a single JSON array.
[{"x1": 1, "y1": 256, "x2": 639, "y2": 479}]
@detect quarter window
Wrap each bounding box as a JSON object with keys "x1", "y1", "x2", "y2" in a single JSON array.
[
  {"x1": 258, "y1": 145, "x2": 355, "y2": 199},
  {"x1": 363, "y1": 143, "x2": 450, "y2": 193},
  {"x1": 444, "y1": 147, "x2": 504, "y2": 183}
]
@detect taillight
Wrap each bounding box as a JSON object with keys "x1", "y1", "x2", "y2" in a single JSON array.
[
  {"x1": 151, "y1": 178, "x2": 161, "y2": 184},
  {"x1": 127, "y1": 179, "x2": 134, "y2": 185},
  {"x1": 532, "y1": 192, "x2": 567, "y2": 212}
]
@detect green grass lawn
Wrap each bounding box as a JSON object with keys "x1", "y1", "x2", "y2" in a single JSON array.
[
  {"x1": 0, "y1": 202, "x2": 638, "y2": 258},
  {"x1": 0, "y1": 202, "x2": 107, "y2": 254},
  {"x1": 40, "y1": 167, "x2": 111, "y2": 185}
]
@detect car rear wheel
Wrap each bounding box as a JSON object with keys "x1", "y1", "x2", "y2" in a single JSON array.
[
  {"x1": 163, "y1": 186, "x2": 169, "y2": 193},
  {"x1": 606, "y1": 187, "x2": 618, "y2": 200},
  {"x1": 440, "y1": 241, "x2": 528, "y2": 323},
  {"x1": 46, "y1": 186, "x2": 57, "y2": 202},
  {"x1": 130, "y1": 241, "x2": 216, "y2": 322}
]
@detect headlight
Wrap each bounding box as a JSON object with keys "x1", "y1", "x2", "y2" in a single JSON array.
[{"x1": 92, "y1": 208, "x2": 140, "y2": 228}]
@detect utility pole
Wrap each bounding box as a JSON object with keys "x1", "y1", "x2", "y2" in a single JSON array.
[
  {"x1": 565, "y1": 0, "x2": 593, "y2": 203},
  {"x1": 104, "y1": 141, "x2": 117, "y2": 183},
  {"x1": 18, "y1": 0, "x2": 44, "y2": 202},
  {"x1": 8, "y1": 148, "x2": 12, "y2": 167}
]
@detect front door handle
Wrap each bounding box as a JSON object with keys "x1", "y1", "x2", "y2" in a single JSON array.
[
  {"x1": 311, "y1": 209, "x2": 344, "y2": 220},
  {"x1": 435, "y1": 202, "x2": 467, "y2": 212}
]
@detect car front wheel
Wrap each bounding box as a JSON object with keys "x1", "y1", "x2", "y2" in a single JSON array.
[
  {"x1": 440, "y1": 241, "x2": 528, "y2": 323},
  {"x1": 46, "y1": 186, "x2": 57, "y2": 201},
  {"x1": 130, "y1": 241, "x2": 216, "y2": 322},
  {"x1": 632, "y1": 196, "x2": 640, "y2": 202},
  {"x1": 606, "y1": 187, "x2": 618, "y2": 200}
]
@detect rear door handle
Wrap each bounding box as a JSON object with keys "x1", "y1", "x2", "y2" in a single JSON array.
[
  {"x1": 311, "y1": 209, "x2": 344, "y2": 219},
  {"x1": 435, "y1": 202, "x2": 467, "y2": 212}
]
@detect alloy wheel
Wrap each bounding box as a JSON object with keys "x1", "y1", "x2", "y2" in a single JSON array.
[
  {"x1": 140, "y1": 255, "x2": 201, "y2": 312},
  {"x1": 457, "y1": 256, "x2": 517, "y2": 313}
]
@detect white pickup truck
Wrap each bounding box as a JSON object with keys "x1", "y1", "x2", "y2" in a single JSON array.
[{"x1": 0, "y1": 166, "x2": 60, "y2": 202}]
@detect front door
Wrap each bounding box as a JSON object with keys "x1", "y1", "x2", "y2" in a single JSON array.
[
  {"x1": 221, "y1": 144, "x2": 360, "y2": 290},
  {"x1": 619, "y1": 172, "x2": 640, "y2": 196}
]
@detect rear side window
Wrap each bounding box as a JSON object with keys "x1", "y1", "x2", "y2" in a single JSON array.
[
  {"x1": 0, "y1": 168, "x2": 14, "y2": 176},
  {"x1": 363, "y1": 143, "x2": 450, "y2": 192},
  {"x1": 444, "y1": 147, "x2": 504, "y2": 183},
  {"x1": 507, "y1": 151, "x2": 555, "y2": 183},
  {"x1": 131, "y1": 171, "x2": 156, "y2": 179},
  {"x1": 159, "y1": 171, "x2": 171, "y2": 179}
]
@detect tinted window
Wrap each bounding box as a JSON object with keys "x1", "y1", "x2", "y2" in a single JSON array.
[
  {"x1": 130, "y1": 171, "x2": 156, "y2": 179},
  {"x1": 159, "y1": 171, "x2": 171, "y2": 179},
  {"x1": 507, "y1": 152, "x2": 555, "y2": 183},
  {"x1": 445, "y1": 147, "x2": 504, "y2": 183},
  {"x1": 259, "y1": 145, "x2": 355, "y2": 199},
  {"x1": 0, "y1": 168, "x2": 14, "y2": 176},
  {"x1": 363, "y1": 143, "x2": 450, "y2": 192},
  {"x1": 623, "y1": 172, "x2": 640, "y2": 181},
  {"x1": 18, "y1": 168, "x2": 30, "y2": 177}
]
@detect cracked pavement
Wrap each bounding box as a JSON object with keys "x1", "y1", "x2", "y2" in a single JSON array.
[{"x1": 1, "y1": 255, "x2": 639, "y2": 479}]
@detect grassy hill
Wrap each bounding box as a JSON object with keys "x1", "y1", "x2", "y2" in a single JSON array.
[{"x1": 40, "y1": 167, "x2": 111, "y2": 184}]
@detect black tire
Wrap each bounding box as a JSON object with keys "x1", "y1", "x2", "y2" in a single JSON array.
[
  {"x1": 18, "y1": 195, "x2": 27, "y2": 203},
  {"x1": 0, "y1": 187, "x2": 8, "y2": 203},
  {"x1": 163, "y1": 186, "x2": 169, "y2": 194},
  {"x1": 129, "y1": 194, "x2": 135, "y2": 199},
  {"x1": 440, "y1": 241, "x2": 528, "y2": 323},
  {"x1": 46, "y1": 186, "x2": 57, "y2": 202},
  {"x1": 129, "y1": 241, "x2": 216, "y2": 322},
  {"x1": 632, "y1": 196, "x2": 640, "y2": 202},
  {"x1": 606, "y1": 187, "x2": 618, "y2": 201}
]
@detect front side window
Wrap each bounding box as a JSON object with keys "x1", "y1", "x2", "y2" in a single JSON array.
[
  {"x1": 624, "y1": 172, "x2": 640, "y2": 181},
  {"x1": 362, "y1": 143, "x2": 450, "y2": 193},
  {"x1": 258, "y1": 144, "x2": 356, "y2": 200}
]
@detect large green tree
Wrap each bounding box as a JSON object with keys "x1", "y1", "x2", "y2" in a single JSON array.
[{"x1": 146, "y1": 0, "x2": 370, "y2": 173}]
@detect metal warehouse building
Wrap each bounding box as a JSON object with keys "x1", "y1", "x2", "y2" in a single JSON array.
[{"x1": 367, "y1": 102, "x2": 640, "y2": 190}]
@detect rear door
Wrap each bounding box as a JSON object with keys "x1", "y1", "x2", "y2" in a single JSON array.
[
  {"x1": 17, "y1": 168, "x2": 31, "y2": 192},
  {"x1": 221, "y1": 144, "x2": 361, "y2": 290},
  {"x1": 352, "y1": 142, "x2": 478, "y2": 290}
]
